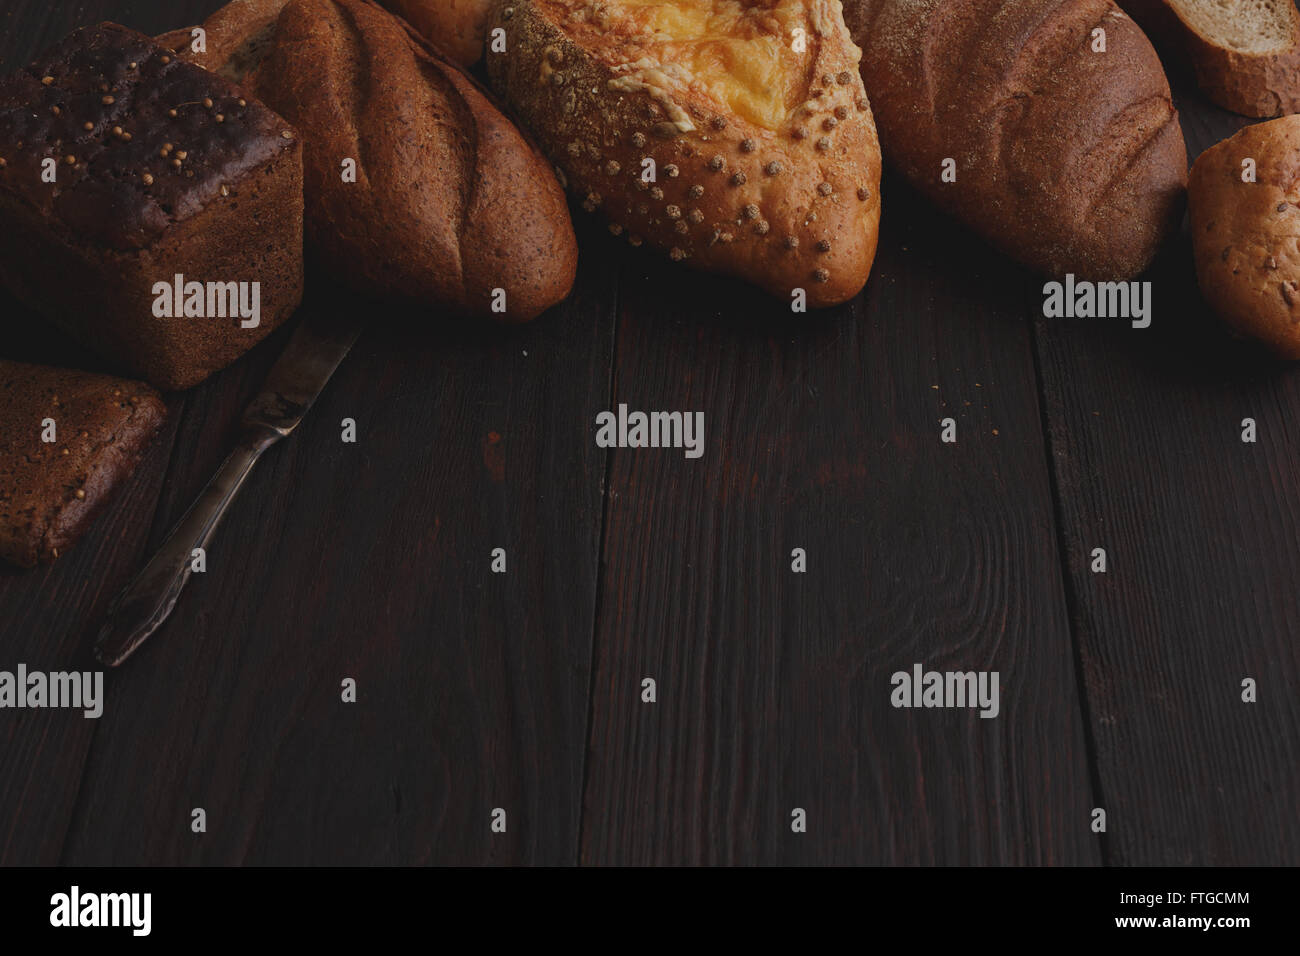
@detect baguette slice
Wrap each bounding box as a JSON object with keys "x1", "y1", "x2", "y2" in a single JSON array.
[
  {"x1": 1189, "y1": 115, "x2": 1300, "y2": 357},
  {"x1": 845, "y1": 0, "x2": 1187, "y2": 280},
  {"x1": 0, "y1": 361, "x2": 166, "y2": 568},
  {"x1": 161, "y1": 0, "x2": 578, "y2": 322},
  {"x1": 1124, "y1": 0, "x2": 1300, "y2": 118},
  {"x1": 486, "y1": 0, "x2": 883, "y2": 308}
]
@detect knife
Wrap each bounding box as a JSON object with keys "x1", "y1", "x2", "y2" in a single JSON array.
[{"x1": 94, "y1": 308, "x2": 362, "y2": 667}]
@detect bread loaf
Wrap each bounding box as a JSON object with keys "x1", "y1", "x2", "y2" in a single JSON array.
[
  {"x1": 1123, "y1": 0, "x2": 1300, "y2": 118},
  {"x1": 1189, "y1": 115, "x2": 1300, "y2": 358},
  {"x1": 485, "y1": 0, "x2": 883, "y2": 308},
  {"x1": 165, "y1": 0, "x2": 578, "y2": 322},
  {"x1": 0, "y1": 22, "x2": 304, "y2": 390},
  {"x1": 378, "y1": 0, "x2": 493, "y2": 65},
  {"x1": 0, "y1": 360, "x2": 166, "y2": 568},
  {"x1": 156, "y1": 0, "x2": 285, "y2": 84},
  {"x1": 844, "y1": 0, "x2": 1187, "y2": 280}
]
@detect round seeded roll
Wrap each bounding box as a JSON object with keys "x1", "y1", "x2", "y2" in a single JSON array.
[
  {"x1": 1190, "y1": 115, "x2": 1300, "y2": 358},
  {"x1": 486, "y1": 0, "x2": 883, "y2": 308}
]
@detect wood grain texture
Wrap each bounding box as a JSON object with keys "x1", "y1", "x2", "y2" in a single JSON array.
[
  {"x1": 578, "y1": 182, "x2": 1100, "y2": 865},
  {"x1": 1031, "y1": 93, "x2": 1300, "y2": 864},
  {"x1": 57, "y1": 244, "x2": 616, "y2": 864},
  {"x1": 0, "y1": 0, "x2": 612, "y2": 865},
  {"x1": 3, "y1": 0, "x2": 1298, "y2": 869}
]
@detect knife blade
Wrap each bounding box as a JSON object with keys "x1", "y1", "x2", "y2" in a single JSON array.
[{"x1": 94, "y1": 308, "x2": 362, "y2": 667}]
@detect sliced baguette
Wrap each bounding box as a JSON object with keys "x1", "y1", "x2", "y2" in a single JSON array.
[
  {"x1": 1125, "y1": 0, "x2": 1300, "y2": 117},
  {"x1": 485, "y1": 0, "x2": 883, "y2": 308}
]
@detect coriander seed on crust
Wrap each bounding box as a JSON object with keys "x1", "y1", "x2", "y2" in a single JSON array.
[{"x1": 0, "y1": 21, "x2": 304, "y2": 390}]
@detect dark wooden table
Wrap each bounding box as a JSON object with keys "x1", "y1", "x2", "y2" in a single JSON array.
[{"x1": 2, "y1": 0, "x2": 1297, "y2": 866}]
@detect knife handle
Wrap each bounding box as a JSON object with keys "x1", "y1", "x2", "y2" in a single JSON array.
[{"x1": 95, "y1": 425, "x2": 282, "y2": 667}]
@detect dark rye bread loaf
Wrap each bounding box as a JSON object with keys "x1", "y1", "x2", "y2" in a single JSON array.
[
  {"x1": 844, "y1": 0, "x2": 1188, "y2": 280},
  {"x1": 0, "y1": 360, "x2": 165, "y2": 568},
  {"x1": 0, "y1": 23, "x2": 303, "y2": 390},
  {"x1": 162, "y1": 0, "x2": 578, "y2": 322}
]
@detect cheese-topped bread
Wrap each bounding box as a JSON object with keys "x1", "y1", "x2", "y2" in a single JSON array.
[{"x1": 487, "y1": 0, "x2": 883, "y2": 308}]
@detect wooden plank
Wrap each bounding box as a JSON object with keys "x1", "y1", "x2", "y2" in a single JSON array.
[
  {"x1": 1031, "y1": 93, "x2": 1300, "y2": 864},
  {"x1": 579, "y1": 178, "x2": 1101, "y2": 865},
  {"x1": 58, "y1": 235, "x2": 617, "y2": 863}
]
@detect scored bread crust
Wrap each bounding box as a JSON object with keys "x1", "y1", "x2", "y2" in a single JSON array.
[
  {"x1": 161, "y1": 0, "x2": 578, "y2": 322},
  {"x1": 379, "y1": 0, "x2": 494, "y2": 65},
  {"x1": 845, "y1": 0, "x2": 1187, "y2": 281},
  {"x1": 256, "y1": 0, "x2": 577, "y2": 320},
  {"x1": 1124, "y1": 0, "x2": 1300, "y2": 118},
  {"x1": 1190, "y1": 116, "x2": 1300, "y2": 358},
  {"x1": 486, "y1": 0, "x2": 883, "y2": 308}
]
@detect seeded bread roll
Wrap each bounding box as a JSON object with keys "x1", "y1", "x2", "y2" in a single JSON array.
[
  {"x1": 0, "y1": 360, "x2": 166, "y2": 568},
  {"x1": 379, "y1": 0, "x2": 494, "y2": 65},
  {"x1": 486, "y1": 0, "x2": 883, "y2": 308},
  {"x1": 1189, "y1": 116, "x2": 1300, "y2": 358},
  {"x1": 1123, "y1": 0, "x2": 1300, "y2": 118},
  {"x1": 163, "y1": 0, "x2": 578, "y2": 322},
  {"x1": 0, "y1": 23, "x2": 304, "y2": 390},
  {"x1": 844, "y1": 0, "x2": 1187, "y2": 280}
]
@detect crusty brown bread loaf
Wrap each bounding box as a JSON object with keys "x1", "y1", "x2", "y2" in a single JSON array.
[
  {"x1": 163, "y1": 0, "x2": 578, "y2": 322},
  {"x1": 1189, "y1": 116, "x2": 1300, "y2": 358},
  {"x1": 486, "y1": 0, "x2": 883, "y2": 308},
  {"x1": 0, "y1": 360, "x2": 166, "y2": 568},
  {"x1": 0, "y1": 23, "x2": 304, "y2": 390},
  {"x1": 379, "y1": 0, "x2": 493, "y2": 65},
  {"x1": 156, "y1": 0, "x2": 285, "y2": 83},
  {"x1": 1123, "y1": 0, "x2": 1300, "y2": 118},
  {"x1": 844, "y1": 0, "x2": 1187, "y2": 280}
]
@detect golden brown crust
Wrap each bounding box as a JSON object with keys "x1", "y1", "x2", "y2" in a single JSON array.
[
  {"x1": 0, "y1": 361, "x2": 166, "y2": 568},
  {"x1": 1190, "y1": 116, "x2": 1300, "y2": 358},
  {"x1": 379, "y1": 0, "x2": 494, "y2": 65},
  {"x1": 486, "y1": 0, "x2": 882, "y2": 308},
  {"x1": 845, "y1": 0, "x2": 1186, "y2": 280}
]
